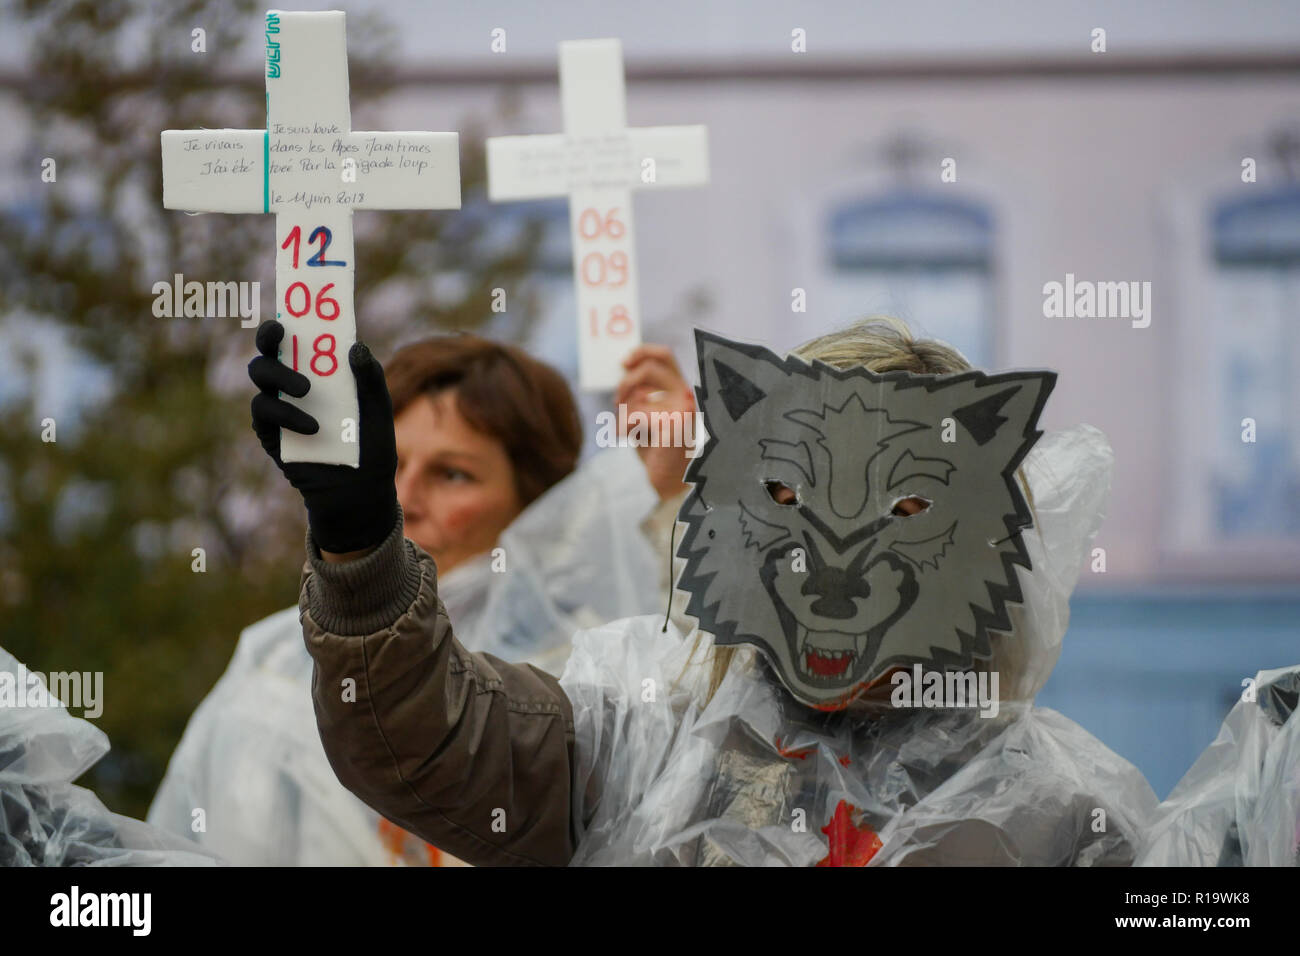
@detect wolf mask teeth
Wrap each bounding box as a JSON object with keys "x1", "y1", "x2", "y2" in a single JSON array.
[{"x1": 676, "y1": 329, "x2": 1056, "y2": 711}]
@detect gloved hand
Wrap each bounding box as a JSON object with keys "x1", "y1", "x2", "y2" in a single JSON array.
[{"x1": 248, "y1": 319, "x2": 398, "y2": 555}]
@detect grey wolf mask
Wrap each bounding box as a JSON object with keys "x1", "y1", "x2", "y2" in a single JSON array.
[{"x1": 677, "y1": 330, "x2": 1056, "y2": 711}]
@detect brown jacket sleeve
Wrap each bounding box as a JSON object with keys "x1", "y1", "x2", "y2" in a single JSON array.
[{"x1": 298, "y1": 509, "x2": 578, "y2": 867}]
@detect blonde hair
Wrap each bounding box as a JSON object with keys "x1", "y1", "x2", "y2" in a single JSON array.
[
  {"x1": 790, "y1": 315, "x2": 973, "y2": 375},
  {"x1": 684, "y1": 316, "x2": 1031, "y2": 704}
]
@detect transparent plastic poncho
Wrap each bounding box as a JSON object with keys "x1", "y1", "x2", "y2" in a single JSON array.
[
  {"x1": 562, "y1": 425, "x2": 1160, "y2": 865},
  {"x1": 148, "y1": 447, "x2": 665, "y2": 865},
  {"x1": 1, "y1": 647, "x2": 223, "y2": 866},
  {"x1": 1137, "y1": 664, "x2": 1300, "y2": 866}
]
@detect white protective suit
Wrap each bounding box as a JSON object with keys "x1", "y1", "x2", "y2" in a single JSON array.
[
  {"x1": 1137, "y1": 663, "x2": 1300, "y2": 866},
  {"x1": 1, "y1": 646, "x2": 223, "y2": 866},
  {"x1": 148, "y1": 447, "x2": 675, "y2": 865},
  {"x1": 560, "y1": 425, "x2": 1161, "y2": 865}
]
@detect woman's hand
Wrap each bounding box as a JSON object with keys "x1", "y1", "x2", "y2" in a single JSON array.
[{"x1": 613, "y1": 343, "x2": 697, "y2": 502}]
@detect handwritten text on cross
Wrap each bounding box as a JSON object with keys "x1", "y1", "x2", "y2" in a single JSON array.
[{"x1": 161, "y1": 10, "x2": 460, "y2": 465}]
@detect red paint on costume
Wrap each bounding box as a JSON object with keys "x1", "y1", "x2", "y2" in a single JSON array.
[
  {"x1": 774, "y1": 735, "x2": 815, "y2": 760},
  {"x1": 815, "y1": 799, "x2": 882, "y2": 867}
]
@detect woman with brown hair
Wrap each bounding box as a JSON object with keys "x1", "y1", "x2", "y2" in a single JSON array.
[{"x1": 148, "y1": 324, "x2": 695, "y2": 865}]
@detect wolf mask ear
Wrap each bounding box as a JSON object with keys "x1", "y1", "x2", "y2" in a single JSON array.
[
  {"x1": 693, "y1": 329, "x2": 804, "y2": 437},
  {"x1": 943, "y1": 370, "x2": 1056, "y2": 470}
]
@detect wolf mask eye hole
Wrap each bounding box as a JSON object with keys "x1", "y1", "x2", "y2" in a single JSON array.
[
  {"x1": 764, "y1": 480, "x2": 799, "y2": 506},
  {"x1": 890, "y1": 495, "x2": 932, "y2": 517}
]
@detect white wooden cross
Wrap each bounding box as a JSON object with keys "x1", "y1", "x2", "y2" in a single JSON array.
[
  {"x1": 486, "y1": 39, "x2": 709, "y2": 391},
  {"x1": 161, "y1": 9, "x2": 461, "y2": 465}
]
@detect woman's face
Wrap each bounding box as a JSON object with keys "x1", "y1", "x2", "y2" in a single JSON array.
[{"x1": 393, "y1": 390, "x2": 523, "y2": 574}]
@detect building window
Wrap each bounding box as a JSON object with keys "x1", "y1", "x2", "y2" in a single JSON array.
[
  {"x1": 825, "y1": 191, "x2": 995, "y2": 367},
  {"x1": 1207, "y1": 187, "x2": 1300, "y2": 539}
]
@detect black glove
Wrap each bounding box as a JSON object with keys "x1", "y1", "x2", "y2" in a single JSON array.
[{"x1": 248, "y1": 319, "x2": 398, "y2": 554}]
